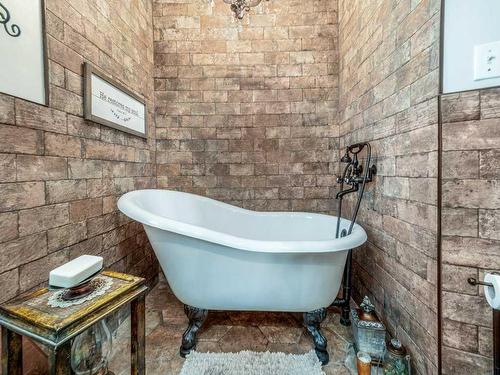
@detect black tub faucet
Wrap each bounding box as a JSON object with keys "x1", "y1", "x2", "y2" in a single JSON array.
[
  {"x1": 335, "y1": 143, "x2": 376, "y2": 201},
  {"x1": 332, "y1": 142, "x2": 377, "y2": 325},
  {"x1": 335, "y1": 142, "x2": 376, "y2": 240}
]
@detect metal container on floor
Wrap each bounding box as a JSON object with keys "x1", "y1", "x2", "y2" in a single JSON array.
[{"x1": 351, "y1": 296, "x2": 386, "y2": 361}]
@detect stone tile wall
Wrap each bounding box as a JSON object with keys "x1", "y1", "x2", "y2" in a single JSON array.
[
  {"x1": 0, "y1": 0, "x2": 158, "y2": 304},
  {"x1": 441, "y1": 87, "x2": 500, "y2": 374},
  {"x1": 152, "y1": 0, "x2": 339, "y2": 212},
  {"x1": 7, "y1": 2, "x2": 499, "y2": 374},
  {"x1": 337, "y1": 0, "x2": 440, "y2": 374}
]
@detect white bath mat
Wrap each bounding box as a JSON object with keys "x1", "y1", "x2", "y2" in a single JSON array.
[{"x1": 180, "y1": 350, "x2": 325, "y2": 375}]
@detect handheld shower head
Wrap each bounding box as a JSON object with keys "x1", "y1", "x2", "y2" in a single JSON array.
[{"x1": 340, "y1": 149, "x2": 352, "y2": 163}]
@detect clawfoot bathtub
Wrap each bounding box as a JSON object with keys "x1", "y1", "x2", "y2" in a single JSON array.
[{"x1": 118, "y1": 189, "x2": 367, "y2": 365}]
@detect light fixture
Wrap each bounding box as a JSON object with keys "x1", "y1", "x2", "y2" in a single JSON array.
[{"x1": 223, "y1": 0, "x2": 269, "y2": 19}]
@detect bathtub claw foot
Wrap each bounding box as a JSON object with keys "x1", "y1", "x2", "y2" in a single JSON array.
[
  {"x1": 180, "y1": 305, "x2": 208, "y2": 358},
  {"x1": 304, "y1": 308, "x2": 329, "y2": 365}
]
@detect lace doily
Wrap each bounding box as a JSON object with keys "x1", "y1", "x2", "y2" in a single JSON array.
[{"x1": 48, "y1": 277, "x2": 113, "y2": 308}]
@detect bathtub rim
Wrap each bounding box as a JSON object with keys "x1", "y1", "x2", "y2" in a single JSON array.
[{"x1": 118, "y1": 189, "x2": 367, "y2": 254}]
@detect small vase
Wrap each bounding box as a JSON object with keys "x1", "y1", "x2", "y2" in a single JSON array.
[{"x1": 71, "y1": 320, "x2": 113, "y2": 375}]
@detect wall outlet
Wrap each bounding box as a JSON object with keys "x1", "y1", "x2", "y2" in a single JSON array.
[{"x1": 474, "y1": 40, "x2": 500, "y2": 81}]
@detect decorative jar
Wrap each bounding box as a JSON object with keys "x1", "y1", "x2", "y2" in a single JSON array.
[
  {"x1": 383, "y1": 339, "x2": 411, "y2": 375},
  {"x1": 351, "y1": 296, "x2": 386, "y2": 360}
]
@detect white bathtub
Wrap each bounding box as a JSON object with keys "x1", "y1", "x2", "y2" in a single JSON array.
[{"x1": 118, "y1": 189, "x2": 367, "y2": 313}]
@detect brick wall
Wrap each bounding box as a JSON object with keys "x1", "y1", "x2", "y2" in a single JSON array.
[
  {"x1": 0, "y1": 0, "x2": 158, "y2": 304},
  {"x1": 152, "y1": 0, "x2": 339, "y2": 212},
  {"x1": 441, "y1": 87, "x2": 500, "y2": 374},
  {"x1": 338, "y1": 0, "x2": 440, "y2": 373}
]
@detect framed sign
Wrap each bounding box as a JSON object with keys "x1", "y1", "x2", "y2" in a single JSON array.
[
  {"x1": 84, "y1": 63, "x2": 147, "y2": 138},
  {"x1": 0, "y1": 0, "x2": 48, "y2": 105}
]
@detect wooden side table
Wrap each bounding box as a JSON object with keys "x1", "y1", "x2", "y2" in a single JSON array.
[{"x1": 0, "y1": 271, "x2": 148, "y2": 375}]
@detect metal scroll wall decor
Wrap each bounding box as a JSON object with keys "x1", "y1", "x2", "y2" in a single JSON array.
[
  {"x1": 223, "y1": 0, "x2": 269, "y2": 19},
  {"x1": 0, "y1": 0, "x2": 47, "y2": 105},
  {"x1": 0, "y1": 2, "x2": 21, "y2": 37}
]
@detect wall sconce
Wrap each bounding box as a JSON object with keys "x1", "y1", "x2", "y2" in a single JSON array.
[{"x1": 223, "y1": 0, "x2": 269, "y2": 19}]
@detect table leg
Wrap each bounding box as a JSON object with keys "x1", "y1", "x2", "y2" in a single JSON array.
[
  {"x1": 131, "y1": 295, "x2": 146, "y2": 375},
  {"x1": 49, "y1": 341, "x2": 72, "y2": 375},
  {"x1": 1, "y1": 327, "x2": 23, "y2": 375}
]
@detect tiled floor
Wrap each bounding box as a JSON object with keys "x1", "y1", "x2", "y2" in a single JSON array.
[{"x1": 109, "y1": 279, "x2": 354, "y2": 374}]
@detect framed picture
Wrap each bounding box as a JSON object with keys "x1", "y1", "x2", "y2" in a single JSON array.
[
  {"x1": 0, "y1": 0, "x2": 48, "y2": 105},
  {"x1": 84, "y1": 63, "x2": 147, "y2": 138}
]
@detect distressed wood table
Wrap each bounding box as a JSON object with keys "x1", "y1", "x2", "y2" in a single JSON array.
[{"x1": 0, "y1": 271, "x2": 148, "y2": 375}]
